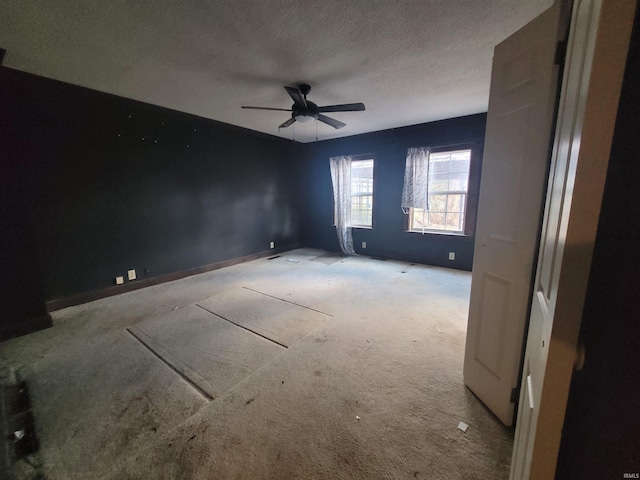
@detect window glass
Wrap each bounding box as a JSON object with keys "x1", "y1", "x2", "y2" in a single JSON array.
[
  {"x1": 410, "y1": 149, "x2": 471, "y2": 233},
  {"x1": 350, "y1": 159, "x2": 374, "y2": 227}
]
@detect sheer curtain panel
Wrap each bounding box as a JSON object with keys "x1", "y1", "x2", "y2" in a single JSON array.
[
  {"x1": 329, "y1": 155, "x2": 357, "y2": 255},
  {"x1": 401, "y1": 147, "x2": 431, "y2": 213}
]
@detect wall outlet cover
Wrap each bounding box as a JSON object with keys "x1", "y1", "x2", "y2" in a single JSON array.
[
  {"x1": 362, "y1": 242, "x2": 367, "y2": 248},
  {"x1": 449, "y1": 252, "x2": 456, "y2": 260},
  {"x1": 115, "y1": 276, "x2": 124, "y2": 285},
  {"x1": 270, "y1": 242, "x2": 275, "y2": 249},
  {"x1": 128, "y1": 269, "x2": 136, "y2": 280}
]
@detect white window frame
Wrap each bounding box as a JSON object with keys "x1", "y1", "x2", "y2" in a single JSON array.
[
  {"x1": 409, "y1": 149, "x2": 471, "y2": 234},
  {"x1": 350, "y1": 158, "x2": 374, "y2": 228},
  {"x1": 333, "y1": 157, "x2": 375, "y2": 228}
]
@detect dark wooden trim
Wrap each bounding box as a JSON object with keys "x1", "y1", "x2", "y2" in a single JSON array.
[
  {"x1": 45, "y1": 245, "x2": 302, "y2": 312},
  {"x1": 0, "y1": 314, "x2": 52, "y2": 342}
]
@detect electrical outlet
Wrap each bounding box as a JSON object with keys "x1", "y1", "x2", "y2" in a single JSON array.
[
  {"x1": 128, "y1": 269, "x2": 136, "y2": 281},
  {"x1": 362, "y1": 241, "x2": 367, "y2": 248},
  {"x1": 270, "y1": 241, "x2": 275, "y2": 249},
  {"x1": 115, "y1": 276, "x2": 124, "y2": 285},
  {"x1": 449, "y1": 252, "x2": 456, "y2": 261}
]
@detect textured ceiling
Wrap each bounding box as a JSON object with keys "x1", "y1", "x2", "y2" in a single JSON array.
[{"x1": 3, "y1": 0, "x2": 553, "y2": 143}]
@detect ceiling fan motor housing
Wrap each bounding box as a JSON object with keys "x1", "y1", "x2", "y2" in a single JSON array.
[{"x1": 298, "y1": 83, "x2": 311, "y2": 96}]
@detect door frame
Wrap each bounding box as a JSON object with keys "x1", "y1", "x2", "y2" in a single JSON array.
[{"x1": 510, "y1": 0, "x2": 637, "y2": 477}]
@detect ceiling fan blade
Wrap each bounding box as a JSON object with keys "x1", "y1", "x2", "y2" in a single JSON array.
[
  {"x1": 316, "y1": 114, "x2": 346, "y2": 130},
  {"x1": 241, "y1": 106, "x2": 292, "y2": 111},
  {"x1": 284, "y1": 86, "x2": 307, "y2": 107},
  {"x1": 317, "y1": 103, "x2": 365, "y2": 113},
  {"x1": 278, "y1": 117, "x2": 297, "y2": 129}
]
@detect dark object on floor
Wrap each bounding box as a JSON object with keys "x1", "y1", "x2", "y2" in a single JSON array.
[{"x1": 1, "y1": 371, "x2": 42, "y2": 476}]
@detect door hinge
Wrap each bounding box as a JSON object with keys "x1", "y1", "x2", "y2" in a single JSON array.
[
  {"x1": 555, "y1": 40, "x2": 567, "y2": 66},
  {"x1": 510, "y1": 387, "x2": 519, "y2": 403}
]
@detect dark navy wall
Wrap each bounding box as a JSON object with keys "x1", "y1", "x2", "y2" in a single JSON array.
[
  {"x1": 1, "y1": 68, "x2": 300, "y2": 307},
  {"x1": 1, "y1": 93, "x2": 51, "y2": 338},
  {"x1": 300, "y1": 114, "x2": 486, "y2": 270},
  {"x1": 1, "y1": 67, "x2": 486, "y2": 338}
]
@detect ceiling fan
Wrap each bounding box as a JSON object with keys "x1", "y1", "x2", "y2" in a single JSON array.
[{"x1": 242, "y1": 84, "x2": 365, "y2": 130}]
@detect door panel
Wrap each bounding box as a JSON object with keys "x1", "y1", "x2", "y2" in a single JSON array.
[
  {"x1": 511, "y1": 364, "x2": 534, "y2": 479},
  {"x1": 464, "y1": 3, "x2": 562, "y2": 426},
  {"x1": 475, "y1": 273, "x2": 510, "y2": 377}
]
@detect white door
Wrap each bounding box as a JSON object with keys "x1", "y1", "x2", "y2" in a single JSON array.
[
  {"x1": 510, "y1": 0, "x2": 636, "y2": 478},
  {"x1": 463, "y1": 3, "x2": 564, "y2": 426}
]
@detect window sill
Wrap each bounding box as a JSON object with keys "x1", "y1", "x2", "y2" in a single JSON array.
[
  {"x1": 332, "y1": 225, "x2": 372, "y2": 230},
  {"x1": 406, "y1": 229, "x2": 470, "y2": 237}
]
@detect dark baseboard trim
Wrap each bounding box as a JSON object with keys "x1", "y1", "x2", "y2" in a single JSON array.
[
  {"x1": 0, "y1": 313, "x2": 52, "y2": 342},
  {"x1": 46, "y1": 244, "x2": 302, "y2": 312}
]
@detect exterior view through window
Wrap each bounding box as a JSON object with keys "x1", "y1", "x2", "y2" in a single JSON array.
[
  {"x1": 410, "y1": 149, "x2": 471, "y2": 233},
  {"x1": 351, "y1": 159, "x2": 374, "y2": 227}
]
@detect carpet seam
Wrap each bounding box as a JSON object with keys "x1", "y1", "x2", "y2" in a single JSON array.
[
  {"x1": 125, "y1": 328, "x2": 214, "y2": 401},
  {"x1": 194, "y1": 304, "x2": 288, "y2": 349},
  {"x1": 242, "y1": 286, "x2": 334, "y2": 317}
]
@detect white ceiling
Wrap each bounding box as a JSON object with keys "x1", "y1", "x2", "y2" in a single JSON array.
[{"x1": 3, "y1": 0, "x2": 553, "y2": 143}]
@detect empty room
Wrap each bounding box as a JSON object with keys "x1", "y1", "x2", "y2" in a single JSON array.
[{"x1": 2, "y1": 1, "x2": 639, "y2": 479}]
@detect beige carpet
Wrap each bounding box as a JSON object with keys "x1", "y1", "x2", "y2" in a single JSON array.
[
  {"x1": 196, "y1": 287, "x2": 331, "y2": 347},
  {"x1": 127, "y1": 304, "x2": 285, "y2": 400},
  {"x1": 308, "y1": 252, "x2": 346, "y2": 265},
  {"x1": 0, "y1": 249, "x2": 513, "y2": 479}
]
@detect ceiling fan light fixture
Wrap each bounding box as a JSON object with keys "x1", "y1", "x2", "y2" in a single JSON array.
[{"x1": 294, "y1": 113, "x2": 315, "y2": 123}]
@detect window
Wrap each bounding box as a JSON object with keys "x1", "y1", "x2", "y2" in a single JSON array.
[
  {"x1": 350, "y1": 159, "x2": 374, "y2": 227},
  {"x1": 409, "y1": 149, "x2": 471, "y2": 233}
]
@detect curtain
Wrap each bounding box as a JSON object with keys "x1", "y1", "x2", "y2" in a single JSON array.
[
  {"x1": 330, "y1": 155, "x2": 357, "y2": 256},
  {"x1": 401, "y1": 147, "x2": 431, "y2": 213}
]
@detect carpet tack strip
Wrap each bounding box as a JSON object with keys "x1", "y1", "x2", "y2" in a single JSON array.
[
  {"x1": 126, "y1": 328, "x2": 214, "y2": 401},
  {"x1": 195, "y1": 304, "x2": 288, "y2": 349}
]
